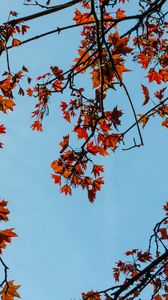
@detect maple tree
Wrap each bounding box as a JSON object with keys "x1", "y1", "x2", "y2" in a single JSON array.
[{"x1": 0, "y1": 0, "x2": 167, "y2": 299}]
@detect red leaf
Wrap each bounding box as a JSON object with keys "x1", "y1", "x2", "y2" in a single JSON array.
[
  {"x1": 59, "y1": 135, "x2": 69, "y2": 153},
  {"x1": 88, "y1": 189, "x2": 96, "y2": 203},
  {"x1": 31, "y1": 120, "x2": 43, "y2": 132},
  {"x1": 0, "y1": 125, "x2": 6, "y2": 135},
  {"x1": 74, "y1": 126, "x2": 88, "y2": 140},
  {"x1": 51, "y1": 174, "x2": 61, "y2": 185},
  {"x1": 159, "y1": 228, "x2": 168, "y2": 240},
  {"x1": 142, "y1": 84, "x2": 150, "y2": 105}
]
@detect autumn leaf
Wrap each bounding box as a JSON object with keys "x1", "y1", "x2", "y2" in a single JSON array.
[
  {"x1": 159, "y1": 228, "x2": 168, "y2": 240},
  {"x1": 51, "y1": 160, "x2": 65, "y2": 174},
  {"x1": 116, "y1": 8, "x2": 126, "y2": 19},
  {"x1": 146, "y1": 68, "x2": 163, "y2": 84},
  {"x1": 31, "y1": 120, "x2": 43, "y2": 132},
  {"x1": 136, "y1": 53, "x2": 151, "y2": 69},
  {"x1": 0, "y1": 125, "x2": 6, "y2": 135},
  {"x1": 12, "y1": 39, "x2": 21, "y2": 47},
  {"x1": 162, "y1": 118, "x2": 168, "y2": 128},
  {"x1": 21, "y1": 25, "x2": 30, "y2": 35},
  {"x1": 0, "y1": 97, "x2": 15, "y2": 113},
  {"x1": 154, "y1": 88, "x2": 166, "y2": 100},
  {"x1": 74, "y1": 126, "x2": 88, "y2": 140},
  {"x1": 0, "y1": 229, "x2": 17, "y2": 252},
  {"x1": 138, "y1": 114, "x2": 149, "y2": 128},
  {"x1": 59, "y1": 135, "x2": 69, "y2": 153},
  {"x1": 88, "y1": 189, "x2": 96, "y2": 203},
  {"x1": 0, "y1": 281, "x2": 21, "y2": 300},
  {"x1": 73, "y1": 9, "x2": 94, "y2": 24},
  {"x1": 51, "y1": 174, "x2": 61, "y2": 186},
  {"x1": 93, "y1": 177, "x2": 104, "y2": 191},
  {"x1": 60, "y1": 184, "x2": 72, "y2": 195},
  {"x1": 154, "y1": 295, "x2": 162, "y2": 300},
  {"x1": 109, "y1": 106, "x2": 123, "y2": 129},
  {"x1": 0, "y1": 200, "x2": 10, "y2": 222},
  {"x1": 141, "y1": 84, "x2": 150, "y2": 105},
  {"x1": 92, "y1": 165, "x2": 104, "y2": 178}
]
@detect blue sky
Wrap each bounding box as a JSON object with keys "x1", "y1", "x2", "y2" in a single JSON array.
[{"x1": 0, "y1": 1, "x2": 168, "y2": 300}]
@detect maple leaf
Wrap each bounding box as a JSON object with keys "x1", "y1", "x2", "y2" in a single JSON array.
[
  {"x1": 125, "y1": 249, "x2": 137, "y2": 256},
  {"x1": 51, "y1": 160, "x2": 65, "y2": 174},
  {"x1": 74, "y1": 49, "x2": 91, "y2": 73},
  {"x1": 21, "y1": 25, "x2": 30, "y2": 35},
  {"x1": 0, "y1": 200, "x2": 10, "y2": 221},
  {"x1": 146, "y1": 68, "x2": 163, "y2": 84},
  {"x1": 109, "y1": 106, "x2": 123, "y2": 129},
  {"x1": 141, "y1": 84, "x2": 150, "y2": 105},
  {"x1": 31, "y1": 120, "x2": 43, "y2": 132},
  {"x1": 159, "y1": 228, "x2": 168, "y2": 240},
  {"x1": 60, "y1": 101, "x2": 68, "y2": 111},
  {"x1": 12, "y1": 39, "x2": 21, "y2": 47},
  {"x1": 0, "y1": 281, "x2": 21, "y2": 300},
  {"x1": 136, "y1": 53, "x2": 151, "y2": 69},
  {"x1": 138, "y1": 114, "x2": 149, "y2": 128},
  {"x1": 60, "y1": 184, "x2": 72, "y2": 195},
  {"x1": 154, "y1": 295, "x2": 162, "y2": 300},
  {"x1": 92, "y1": 165, "x2": 104, "y2": 178},
  {"x1": 88, "y1": 189, "x2": 96, "y2": 203},
  {"x1": 154, "y1": 88, "x2": 166, "y2": 100},
  {"x1": 0, "y1": 125, "x2": 6, "y2": 135},
  {"x1": 51, "y1": 174, "x2": 61, "y2": 186},
  {"x1": 73, "y1": 9, "x2": 94, "y2": 24},
  {"x1": 74, "y1": 126, "x2": 88, "y2": 140},
  {"x1": 162, "y1": 118, "x2": 168, "y2": 128},
  {"x1": 0, "y1": 229, "x2": 17, "y2": 252},
  {"x1": 93, "y1": 177, "x2": 104, "y2": 191},
  {"x1": 137, "y1": 251, "x2": 152, "y2": 262},
  {"x1": 91, "y1": 70, "x2": 100, "y2": 88},
  {"x1": 0, "y1": 97, "x2": 15, "y2": 113},
  {"x1": 116, "y1": 8, "x2": 126, "y2": 19},
  {"x1": 26, "y1": 88, "x2": 33, "y2": 96},
  {"x1": 10, "y1": 11, "x2": 19, "y2": 17},
  {"x1": 59, "y1": 135, "x2": 69, "y2": 153}
]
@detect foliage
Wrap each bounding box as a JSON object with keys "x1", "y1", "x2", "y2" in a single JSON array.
[{"x1": 0, "y1": 0, "x2": 167, "y2": 299}]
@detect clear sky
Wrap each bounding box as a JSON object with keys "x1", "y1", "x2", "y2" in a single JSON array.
[{"x1": 0, "y1": 1, "x2": 168, "y2": 300}]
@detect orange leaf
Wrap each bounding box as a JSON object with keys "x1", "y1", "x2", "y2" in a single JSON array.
[
  {"x1": 0, "y1": 229, "x2": 17, "y2": 252},
  {"x1": 51, "y1": 174, "x2": 61, "y2": 186},
  {"x1": 0, "y1": 200, "x2": 10, "y2": 221},
  {"x1": 162, "y1": 118, "x2": 168, "y2": 128},
  {"x1": 146, "y1": 68, "x2": 163, "y2": 84},
  {"x1": 59, "y1": 135, "x2": 69, "y2": 153},
  {"x1": 0, "y1": 281, "x2": 21, "y2": 300},
  {"x1": 12, "y1": 39, "x2": 21, "y2": 47},
  {"x1": 51, "y1": 160, "x2": 65, "y2": 174},
  {"x1": 0, "y1": 97, "x2": 15, "y2": 113},
  {"x1": 116, "y1": 8, "x2": 126, "y2": 19},
  {"x1": 92, "y1": 165, "x2": 104, "y2": 178},
  {"x1": 138, "y1": 114, "x2": 149, "y2": 128},
  {"x1": 31, "y1": 120, "x2": 43, "y2": 132},
  {"x1": 60, "y1": 184, "x2": 72, "y2": 195},
  {"x1": 74, "y1": 126, "x2": 88, "y2": 140}
]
